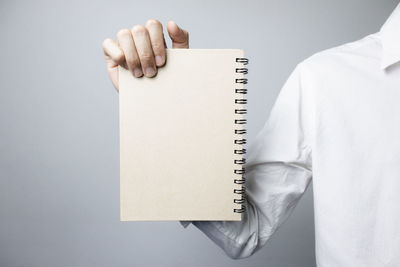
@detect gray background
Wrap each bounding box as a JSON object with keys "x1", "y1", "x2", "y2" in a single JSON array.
[{"x1": 0, "y1": 0, "x2": 398, "y2": 266}]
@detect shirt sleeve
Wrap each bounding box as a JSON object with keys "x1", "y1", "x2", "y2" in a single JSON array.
[{"x1": 180, "y1": 63, "x2": 314, "y2": 259}]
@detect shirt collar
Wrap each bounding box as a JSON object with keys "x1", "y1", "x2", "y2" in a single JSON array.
[{"x1": 381, "y1": 3, "x2": 400, "y2": 69}]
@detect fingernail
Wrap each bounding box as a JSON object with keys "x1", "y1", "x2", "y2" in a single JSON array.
[
  {"x1": 133, "y1": 68, "x2": 143, "y2": 77},
  {"x1": 145, "y1": 67, "x2": 156, "y2": 77},
  {"x1": 155, "y1": 55, "x2": 164, "y2": 66}
]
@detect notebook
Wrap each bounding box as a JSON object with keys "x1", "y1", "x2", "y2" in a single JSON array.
[{"x1": 119, "y1": 49, "x2": 248, "y2": 221}]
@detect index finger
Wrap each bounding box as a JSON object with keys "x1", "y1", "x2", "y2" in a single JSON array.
[{"x1": 102, "y1": 38, "x2": 125, "y2": 67}]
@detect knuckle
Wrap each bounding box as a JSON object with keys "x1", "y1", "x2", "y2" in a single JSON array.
[
  {"x1": 152, "y1": 43, "x2": 164, "y2": 52},
  {"x1": 132, "y1": 25, "x2": 146, "y2": 35},
  {"x1": 115, "y1": 51, "x2": 125, "y2": 63},
  {"x1": 117, "y1": 28, "x2": 131, "y2": 38},
  {"x1": 146, "y1": 19, "x2": 161, "y2": 27},
  {"x1": 140, "y1": 53, "x2": 153, "y2": 64},
  {"x1": 127, "y1": 58, "x2": 140, "y2": 68}
]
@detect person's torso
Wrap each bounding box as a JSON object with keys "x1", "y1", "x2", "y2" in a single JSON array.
[{"x1": 305, "y1": 33, "x2": 400, "y2": 267}]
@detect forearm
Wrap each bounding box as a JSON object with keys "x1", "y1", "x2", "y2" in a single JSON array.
[{"x1": 190, "y1": 199, "x2": 265, "y2": 259}]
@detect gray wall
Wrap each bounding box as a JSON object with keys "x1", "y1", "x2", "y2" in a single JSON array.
[{"x1": 0, "y1": 0, "x2": 397, "y2": 266}]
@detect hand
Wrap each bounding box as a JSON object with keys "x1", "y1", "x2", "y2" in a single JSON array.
[{"x1": 102, "y1": 20, "x2": 189, "y2": 92}]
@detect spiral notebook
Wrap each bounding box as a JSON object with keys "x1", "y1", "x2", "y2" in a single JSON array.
[{"x1": 119, "y1": 49, "x2": 248, "y2": 221}]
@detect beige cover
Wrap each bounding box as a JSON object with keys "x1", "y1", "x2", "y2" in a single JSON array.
[{"x1": 119, "y1": 49, "x2": 245, "y2": 221}]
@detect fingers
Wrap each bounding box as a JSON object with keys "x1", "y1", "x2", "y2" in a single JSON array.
[
  {"x1": 131, "y1": 25, "x2": 157, "y2": 77},
  {"x1": 103, "y1": 20, "x2": 188, "y2": 85},
  {"x1": 102, "y1": 38, "x2": 125, "y2": 66},
  {"x1": 117, "y1": 29, "x2": 143, "y2": 78},
  {"x1": 102, "y1": 38, "x2": 124, "y2": 91},
  {"x1": 167, "y1": 21, "x2": 189, "y2": 48},
  {"x1": 145, "y1": 19, "x2": 166, "y2": 67}
]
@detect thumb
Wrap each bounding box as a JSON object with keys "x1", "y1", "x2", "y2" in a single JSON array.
[{"x1": 167, "y1": 21, "x2": 189, "y2": 48}]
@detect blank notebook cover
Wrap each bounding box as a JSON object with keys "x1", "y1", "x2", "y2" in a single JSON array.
[{"x1": 119, "y1": 49, "x2": 248, "y2": 221}]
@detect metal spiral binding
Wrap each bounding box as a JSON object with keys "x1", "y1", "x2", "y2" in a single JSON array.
[{"x1": 233, "y1": 57, "x2": 248, "y2": 214}]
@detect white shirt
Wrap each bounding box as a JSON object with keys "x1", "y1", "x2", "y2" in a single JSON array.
[{"x1": 182, "y1": 4, "x2": 400, "y2": 267}]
